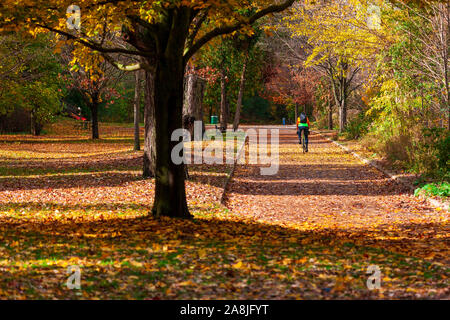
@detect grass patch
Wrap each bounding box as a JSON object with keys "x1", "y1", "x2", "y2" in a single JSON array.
[{"x1": 414, "y1": 182, "x2": 449, "y2": 198}]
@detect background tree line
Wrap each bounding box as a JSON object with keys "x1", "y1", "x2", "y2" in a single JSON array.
[{"x1": 0, "y1": 0, "x2": 447, "y2": 217}]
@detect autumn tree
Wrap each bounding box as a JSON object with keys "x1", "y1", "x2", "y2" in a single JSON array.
[
  {"x1": 0, "y1": 0, "x2": 295, "y2": 218},
  {"x1": 232, "y1": 31, "x2": 261, "y2": 131},
  {"x1": 284, "y1": 0, "x2": 386, "y2": 132},
  {"x1": 199, "y1": 30, "x2": 265, "y2": 131},
  {"x1": 0, "y1": 34, "x2": 63, "y2": 135},
  {"x1": 386, "y1": 0, "x2": 449, "y2": 129},
  {"x1": 62, "y1": 51, "x2": 124, "y2": 140},
  {"x1": 264, "y1": 64, "x2": 318, "y2": 120}
]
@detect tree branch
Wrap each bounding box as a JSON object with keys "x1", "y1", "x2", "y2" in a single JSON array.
[
  {"x1": 183, "y1": 0, "x2": 295, "y2": 62},
  {"x1": 185, "y1": 8, "x2": 210, "y2": 51},
  {"x1": 36, "y1": 24, "x2": 148, "y2": 57}
]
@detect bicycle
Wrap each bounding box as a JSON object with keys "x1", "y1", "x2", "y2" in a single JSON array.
[
  {"x1": 297, "y1": 128, "x2": 308, "y2": 153},
  {"x1": 301, "y1": 134, "x2": 307, "y2": 153}
]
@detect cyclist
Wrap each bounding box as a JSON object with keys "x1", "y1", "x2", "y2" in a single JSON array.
[{"x1": 297, "y1": 112, "x2": 310, "y2": 152}]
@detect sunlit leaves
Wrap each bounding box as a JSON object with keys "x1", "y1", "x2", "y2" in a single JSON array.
[{"x1": 0, "y1": 127, "x2": 448, "y2": 299}]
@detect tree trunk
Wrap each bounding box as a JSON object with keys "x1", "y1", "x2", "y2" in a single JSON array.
[
  {"x1": 338, "y1": 99, "x2": 348, "y2": 133},
  {"x1": 331, "y1": 77, "x2": 347, "y2": 134},
  {"x1": 338, "y1": 101, "x2": 343, "y2": 133},
  {"x1": 151, "y1": 31, "x2": 191, "y2": 218},
  {"x1": 30, "y1": 109, "x2": 42, "y2": 136},
  {"x1": 233, "y1": 49, "x2": 249, "y2": 131},
  {"x1": 342, "y1": 98, "x2": 347, "y2": 131},
  {"x1": 183, "y1": 72, "x2": 206, "y2": 138},
  {"x1": 143, "y1": 70, "x2": 156, "y2": 178},
  {"x1": 295, "y1": 103, "x2": 299, "y2": 124},
  {"x1": 444, "y1": 34, "x2": 449, "y2": 130},
  {"x1": 328, "y1": 97, "x2": 333, "y2": 130},
  {"x1": 91, "y1": 102, "x2": 99, "y2": 139},
  {"x1": 446, "y1": 0, "x2": 450, "y2": 129},
  {"x1": 220, "y1": 68, "x2": 228, "y2": 133},
  {"x1": 134, "y1": 70, "x2": 142, "y2": 151},
  {"x1": 30, "y1": 110, "x2": 36, "y2": 135}
]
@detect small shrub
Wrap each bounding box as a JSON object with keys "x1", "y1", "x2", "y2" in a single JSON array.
[
  {"x1": 414, "y1": 182, "x2": 450, "y2": 198},
  {"x1": 362, "y1": 123, "x2": 449, "y2": 179},
  {"x1": 344, "y1": 111, "x2": 372, "y2": 139},
  {"x1": 412, "y1": 128, "x2": 450, "y2": 178}
]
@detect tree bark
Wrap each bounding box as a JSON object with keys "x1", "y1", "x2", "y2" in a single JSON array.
[
  {"x1": 134, "y1": 70, "x2": 142, "y2": 151},
  {"x1": 149, "y1": 9, "x2": 192, "y2": 219},
  {"x1": 295, "y1": 103, "x2": 299, "y2": 124},
  {"x1": 327, "y1": 62, "x2": 350, "y2": 133},
  {"x1": 30, "y1": 109, "x2": 42, "y2": 136},
  {"x1": 328, "y1": 95, "x2": 333, "y2": 130},
  {"x1": 90, "y1": 102, "x2": 99, "y2": 139},
  {"x1": 338, "y1": 99, "x2": 347, "y2": 133},
  {"x1": 151, "y1": 53, "x2": 191, "y2": 218},
  {"x1": 143, "y1": 70, "x2": 156, "y2": 178},
  {"x1": 233, "y1": 48, "x2": 249, "y2": 131},
  {"x1": 183, "y1": 71, "x2": 206, "y2": 138},
  {"x1": 220, "y1": 68, "x2": 228, "y2": 133},
  {"x1": 330, "y1": 78, "x2": 347, "y2": 133},
  {"x1": 445, "y1": 1, "x2": 449, "y2": 129}
]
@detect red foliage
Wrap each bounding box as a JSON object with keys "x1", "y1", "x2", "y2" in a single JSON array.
[{"x1": 264, "y1": 65, "x2": 318, "y2": 107}]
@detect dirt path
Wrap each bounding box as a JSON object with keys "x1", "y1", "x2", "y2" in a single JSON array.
[{"x1": 225, "y1": 127, "x2": 449, "y2": 264}]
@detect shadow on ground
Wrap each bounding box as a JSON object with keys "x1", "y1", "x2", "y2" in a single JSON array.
[{"x1": 0, "y1": 205, "x2": 448, "y2": 299}]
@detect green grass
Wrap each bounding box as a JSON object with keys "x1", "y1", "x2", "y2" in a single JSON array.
[{"x1": 414, "y1": 182, "x2": 450, "y2": 198}]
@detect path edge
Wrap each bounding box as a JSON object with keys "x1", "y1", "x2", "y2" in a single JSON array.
[
  {"x1": 220, "y1": 134, "x2": 249, "y2": 205},
  {"x1": 314, "y1": 131, "x2": 449, "y2": 212}
]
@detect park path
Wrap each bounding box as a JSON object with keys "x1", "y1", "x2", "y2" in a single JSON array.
[{"x1": 225, "y1": 126, "x2": 449, "y2": 263}]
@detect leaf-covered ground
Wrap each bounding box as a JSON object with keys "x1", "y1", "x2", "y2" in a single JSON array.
[{"x1": 0, "y1": 126, "x2": 448, "y2": 299}]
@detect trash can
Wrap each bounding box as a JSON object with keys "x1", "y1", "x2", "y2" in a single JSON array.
[
  {"x1": 211, "y1": 115, "x2": 218, "y2": 124},
  {"x1": 282, "y1": 117, "x2": 286, "y2": 125}
]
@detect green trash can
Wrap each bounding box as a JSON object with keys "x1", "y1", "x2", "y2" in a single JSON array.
[{"x1": 211, "y1": 115, "x2": 218, "y2": 124}]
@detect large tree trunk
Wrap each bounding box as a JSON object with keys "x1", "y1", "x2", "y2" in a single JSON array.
[
  {"x1": 150, "y1": 11, "x2": 191, "y2": 218},
  {"x1": 220, "y1": 68, "x2": 228, "y2": 133},
  {"x1": 134, "y1": 70, "x2": 142, "y2": 151},
  {"x1": 152, "y1": 58, "x2": 191, "y2": 218},
  {"x1": 183, "y1": 71, "x2": 206, "y2": 139},
  {"x1": 143, "y1": 70, "x2": 156, "y2": 178},
  {"x1": 90, "y1": 102, "x2": 99, "y2": 139},
  {"x1": 233, "y1": 49, "x2": 249, "y2": 131}
]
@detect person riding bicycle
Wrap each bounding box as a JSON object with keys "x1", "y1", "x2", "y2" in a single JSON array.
[{"x1": 297, "y1": 112, "x2": 310, "y2": 152}]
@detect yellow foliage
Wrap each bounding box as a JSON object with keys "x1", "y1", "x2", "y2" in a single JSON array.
[{"x1": 285, "y1": 0, "x2": 391, "y2": 72}]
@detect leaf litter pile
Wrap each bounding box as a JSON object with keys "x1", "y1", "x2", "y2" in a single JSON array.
[{"x1": 0, "y1": 128, "x2": 448, "y2": 299}]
